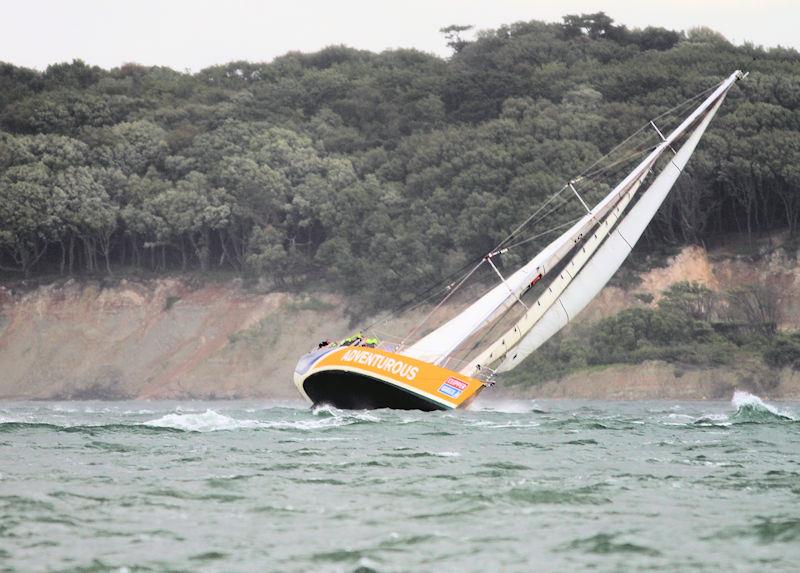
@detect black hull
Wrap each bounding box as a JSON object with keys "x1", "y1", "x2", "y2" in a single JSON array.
[{"x1": 302, "y1": 370, "x2": 447, "y2": 411}]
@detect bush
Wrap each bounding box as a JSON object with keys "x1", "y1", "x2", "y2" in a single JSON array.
[{"x1": 763, "y1": 333, "x2": 800, "y2": 369}]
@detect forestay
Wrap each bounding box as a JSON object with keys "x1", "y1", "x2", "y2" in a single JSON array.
[
  {"x1": 401, "y1": 70, "x2": 743, "y2": 370},
  {"x1": 401, "y1": 137, "x2": 663, "y2": 364},
  {"x1": 486, "y1": 94, "x2": 730, "y2": 374}
]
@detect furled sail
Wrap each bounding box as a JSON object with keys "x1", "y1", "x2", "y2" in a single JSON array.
[{"x1": 465, "y1": 90, "x2": 731, "y2": 376}]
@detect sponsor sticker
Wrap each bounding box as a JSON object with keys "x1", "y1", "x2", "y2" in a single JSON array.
[
  {"x1": 437, "y1": 384, "x2": 462, "y2": 398},
  {"x1": 438, "y1": 380, "x2": 467, "y2": 398},
  {"x1": 444, "y1": 377, "x2": 468, "y2": 391}
]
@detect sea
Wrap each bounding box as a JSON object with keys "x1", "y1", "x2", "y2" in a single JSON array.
[{"x1": 1, "y1": 392, "x2": 798, "y2": 573}]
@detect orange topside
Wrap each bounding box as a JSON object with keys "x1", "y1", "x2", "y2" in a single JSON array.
[{"x1": 311, "y1": 346, "x2": 485, "y2": 409}]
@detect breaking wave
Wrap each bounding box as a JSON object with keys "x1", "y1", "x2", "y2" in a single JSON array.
[
  {"x1": 0, "y1": 407, "x2": 382, "y2": 434},
  {"x1": 142, "y1": 408, "x2": 380, "y2": 432},
  {"x1": 469, "y1": 399, "x2": 546, "y2": 414},
  {"x1": 143, "y1": 409, "x2": 264, "y2": 432},
  {"x1": 691, "y1": 391, "x2": 795, "y2": 426},
  {"x1": 730, "y1": 391, "x2": 795, "y2": 422}
]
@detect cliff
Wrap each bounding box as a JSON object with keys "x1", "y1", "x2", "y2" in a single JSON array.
[{"x1": 1, "y1": 241, "x2": 800, "y2": 400}]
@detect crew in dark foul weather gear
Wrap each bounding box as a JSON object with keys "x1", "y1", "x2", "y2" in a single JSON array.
[{"x1": 317, "y1": 339, "x2": 334, "y2": 349}]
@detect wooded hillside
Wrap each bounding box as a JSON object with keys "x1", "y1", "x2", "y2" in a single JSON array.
[{"x1": 1, "y1": 13, "x2": 799, "y2": 312}]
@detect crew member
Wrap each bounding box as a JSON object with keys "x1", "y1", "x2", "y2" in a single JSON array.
[
  {"x1": 363, "y1": 337, "x2": 380, "y2": 348},
  {"x1": 341, "y1": 332, "x2": 364, "y2": 346}
]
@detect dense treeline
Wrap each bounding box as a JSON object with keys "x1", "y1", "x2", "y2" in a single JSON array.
[{"x1": 1, "y1": 13, "x2": 799, "y2": 310}]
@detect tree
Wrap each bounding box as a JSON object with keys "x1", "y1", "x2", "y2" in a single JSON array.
[
  {"x1": 148, "y1": 172, "x2": 231, "y2": 271},
  {"x1": 56, "y1": 167, "x2": 119, "y2": 274},
  {"x1": 560, "y1": 12, "x2": 627, "y2": 42},
  {"x1": 658, "y1": 281, "x2": 716, "y2": 321},
  {"x1": 0, "y1": 172, "x2": 66, "y2": 276},
  {"x1": 440, "y1": 25, "x2": 473, "y2": 54},
  {"x1": 726, "y1": 282, "x2": 781, "y2": 336},
  {"x1": 245, "y1": 225, "x2": 291, "y2": 286}
]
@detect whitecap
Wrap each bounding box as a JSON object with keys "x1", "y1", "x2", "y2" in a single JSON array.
[
  {"x1": 142, "y1": 409, "x2": 372, "y2": 432},
  {"x1": 470, "y1": 399, "x2": 542, "y2": 414},
  {"x1": 310, "y1": 403, "x2": 380, "y2": 423},
  {"x1": 143, "y1": 409, "x2": 263, "y2": 432},
  {"x1": 731, "y1": 391, "x2": 794, "y2": 420}
]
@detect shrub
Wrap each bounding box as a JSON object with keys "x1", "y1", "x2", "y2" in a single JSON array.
[{"x1": 763, "y1": 333, "x2": 800, "y2": 369}]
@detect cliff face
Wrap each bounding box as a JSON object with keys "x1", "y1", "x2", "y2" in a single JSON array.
[
  {"x1": 1, "y1": 243, "x2": 799, "y2": 400},
  {"x1": 0, "y1": 279, "x2": 352, "y2": 399}
]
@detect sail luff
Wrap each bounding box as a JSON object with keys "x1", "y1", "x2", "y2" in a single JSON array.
[{"x1": 487, "y1": 93, "x2": 730, "y2": 374}]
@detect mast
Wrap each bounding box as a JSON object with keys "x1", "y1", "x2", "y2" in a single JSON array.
[
  {"x1": 400, "y1": 136, "x2": 659, "y2": 364},
  {"x1": 461, "y1": 71, "x2": 743, "y2": 375},
  {"x1": 403, "y1": 70, "x2": 744, "y2": 368}
]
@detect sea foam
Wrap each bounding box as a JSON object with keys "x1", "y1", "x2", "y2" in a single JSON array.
[
  {"x1": 142, "y1": 408, "x2": 379, "y2": 432},
  {"x1": 144, "y1": 409, "x2": 263, "y2": 432},
  {"x1": 731, "y1": 391, "x2": 795, "y2": 421}
]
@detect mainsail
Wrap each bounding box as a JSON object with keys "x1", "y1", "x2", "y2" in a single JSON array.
[
  {"x1": 402, "y1": 70, "x2": 744, "y2": 370},
  {"x1": 464, "y1": 93, "x2": 729, "y2": 375},
  {"x1": 399, "y1": 178, "x2": 639, "y2": 365}
]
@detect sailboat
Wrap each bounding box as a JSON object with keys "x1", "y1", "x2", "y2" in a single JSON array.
[{"x1": 294, "y1": 70, "x2": 746, "y2": 411}]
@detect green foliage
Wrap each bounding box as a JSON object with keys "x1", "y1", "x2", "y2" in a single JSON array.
[
  {"x1": 504, "y1": 280, "x2": 788, "y2": 386},
  {"x1": 763, "y1": 333, "x2": 800, "y2": 369},
  {"x1": 658, "y1": 281, "x2": 715, "y2": 321},
  {"x1": 0, "y1": 14, "x2": 798, "y2": 315}
]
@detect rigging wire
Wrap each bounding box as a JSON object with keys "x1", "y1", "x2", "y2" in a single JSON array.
[
  {"x1": 500, "y1": 216, "x2": 584, "y2": 252},
  {"x1": 578, "y1": 142, "x2": 661, "y2": 182},
  {"x1": 360, "y1": 77, "x2": 729, "y2": 340},
  {"x1": 397, "y1": 256, "x2": 487, "y2": 347},
  {"x1": 446, "y1": 85, "x2": 727, "y2": 364},
  {"x1": 359, "y1": 254, "x2": 487, "y2": 332}
]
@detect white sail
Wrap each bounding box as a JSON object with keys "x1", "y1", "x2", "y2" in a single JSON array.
[
  {"x1": 403, "y1": 71, "x2": 742, "y2": 367},
  {"x1": 459, "y1": 168, "x2": 650, "y2": 374},
  {"x1": 400, "y1": 182, "x2": 635, "y2": 364},
  {"x1": 489, "y1": 94, "x2": 728, "y2": 374},
  {"x1": 401, "y1": 140, "x2": 662, "y2": 365}
]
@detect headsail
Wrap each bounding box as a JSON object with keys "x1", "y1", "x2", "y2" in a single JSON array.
[
  {"x1": 464, "y1": 79, "x2": 736, "y2": 375},
  {"x1": 403, "y1": 70, "x2": 744, "y2": 369},
  {"x1": 400, "y1": 136, "x2": 661, "y2": 364}
]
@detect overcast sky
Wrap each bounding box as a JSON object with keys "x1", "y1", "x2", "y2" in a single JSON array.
[{"x1": 2, "y1": 0, "x2": 797, "y2": 72}]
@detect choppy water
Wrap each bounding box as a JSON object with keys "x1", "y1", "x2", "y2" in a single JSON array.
[{"x1": 1, "y1": 392, "x2": 799, "y2": 572}]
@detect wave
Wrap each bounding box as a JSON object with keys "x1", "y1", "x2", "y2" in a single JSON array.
[
  {"x1": 0, "y1": 421, "x2": 183, "y2": 434},
  {"x1": 143, "y1": 409, "x2": 263, "y2": 432},
  {"x1": 730, "y1": 391, "x2": 795, "y2": 422},
  {"x1": 690, "y1": 391, "x2": 795, "y2": 427},
  {"x1": 142, "y1": 408, "x2": 379, "y2": 432},
  {"x1": 469, "y1": 399, "x2": 546, "y2": 414},
  {"x1": 0, "y1": 407, "x2": 380, "y2": 433},
  {"x1": 310, "y1": 403, "x2": 379, "y2": 422}
]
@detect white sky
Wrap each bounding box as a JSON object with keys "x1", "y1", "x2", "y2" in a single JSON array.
[{"x1": 2, "y1": 0, "x2": 797, "y2": 72}]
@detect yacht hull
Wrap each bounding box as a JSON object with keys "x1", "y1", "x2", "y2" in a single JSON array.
[{"x1": 294, "y1": 347, "x2": 485, "y2": 411}]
